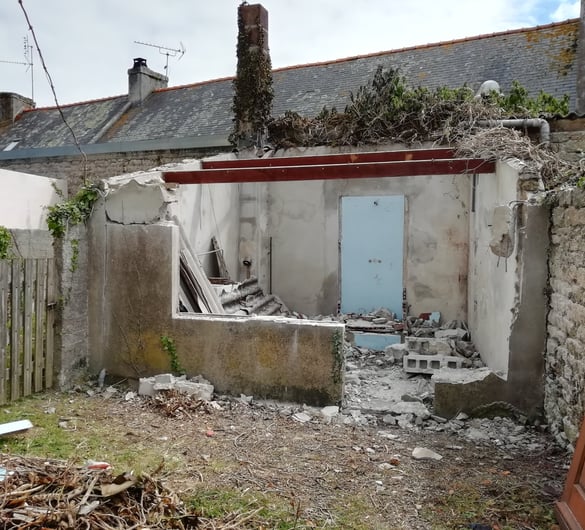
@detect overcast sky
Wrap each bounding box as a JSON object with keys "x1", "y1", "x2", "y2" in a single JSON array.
[{"x1": 0, "y1": 0, "x2": 581, "y2": 107}]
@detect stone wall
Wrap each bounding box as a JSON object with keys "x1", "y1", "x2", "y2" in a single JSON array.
[
  {"x1": 0, "y1": 147, "x2": 224, "y2": 194},
  {"x1": 546, "y1": 187, "x2": 585, "y2": 449}
]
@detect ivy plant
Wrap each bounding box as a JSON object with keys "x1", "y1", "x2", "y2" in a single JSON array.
[
  {"x1": 46, "y1": 184, "x2": 100, "y2": 238},
  {"x1": 0, "y1": 226, "x2": 12, "y2": 260}
]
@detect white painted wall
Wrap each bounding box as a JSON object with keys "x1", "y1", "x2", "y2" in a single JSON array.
[
  {"x1": 261, "y1": 173, "x2": 473, "y2": 319},
  {"x1": 467, "y1": 161, "x2": 520, "y2": 376},
  {"x1": 178, "y1": 181, "x2": 240, "y2": 279},
  {"x1": 0, "y1": 168, "x2": 66, "y2": 229}
]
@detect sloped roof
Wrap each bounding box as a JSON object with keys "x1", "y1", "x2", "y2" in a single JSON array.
[{"x1": 0, "y1": 18, "x2": 579, "y2": 153}]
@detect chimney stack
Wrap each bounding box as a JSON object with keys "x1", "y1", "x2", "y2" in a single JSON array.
[
  {"x1": 231, "y1": 3, "x2": 273, "y2": 146},
  {"x1": 0, "y1": 92, "x2": 34, "y2": 124},
  {"x1": 127, "y1": 58, "x2": 168, "y2": 105},
  {"x1": 576, "y1": 0, "x2": 585, "y2": 113}
]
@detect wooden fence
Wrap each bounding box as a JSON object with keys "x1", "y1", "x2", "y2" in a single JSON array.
[{"x1": 0, "y1": 257, "x2": 55, "y2": 403}]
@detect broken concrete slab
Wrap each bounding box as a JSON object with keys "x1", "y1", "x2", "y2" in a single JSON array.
[
  {"x1": 139, "y1": 373, "x2": 215, "y2": 400},
  {"x1": 412, "y1": 447, "x2": 443, "y2": 461},
  {"x1": 432, "y1": 368, "x2": 508, "y2": 419},
  {"x1": 387, "y1": 401, "x2": 431, "y2": 420},
  {"x1": 435, "y1": 328, "x2": 468, "y2": 341},
  {"x1": 0, "y1": 420, "x2": 33, "y2": 436}
]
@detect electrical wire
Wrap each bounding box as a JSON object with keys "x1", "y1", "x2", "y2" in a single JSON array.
[{"x1": 17, "y1": 0, "x2": 88, "y2": 182}]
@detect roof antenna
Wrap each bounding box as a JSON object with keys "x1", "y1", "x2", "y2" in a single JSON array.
[
  {"x1": 133, "y1": 40, "x2": 186, "y2": 78},
  {"x1": 0, "y1": 35, "x2": 34, "y2": 100}
]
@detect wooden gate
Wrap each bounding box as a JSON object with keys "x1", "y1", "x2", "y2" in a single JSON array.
[{"x1": 0, "y1": 257, "x2": 55, "y2": 403}]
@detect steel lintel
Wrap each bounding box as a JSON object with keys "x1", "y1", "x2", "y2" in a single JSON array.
[
  {"x1": 163, "y1": 158, "x2": 494, "y2": 185},
  {"x1": 201, "y1": 147, "x2": 456, "y2": 169}
]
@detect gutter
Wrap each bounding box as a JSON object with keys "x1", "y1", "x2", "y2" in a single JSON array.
[{"x1": 478, "y1": 118, "x2": 550, "y2": 145}]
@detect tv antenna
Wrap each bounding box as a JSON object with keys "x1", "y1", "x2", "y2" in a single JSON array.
[
  {"x1": 133, "y1": 40, "x2": 186, "y2": 77},
  {"x1": 0, "y1": 36, "x2": 34, "y2": 100}
]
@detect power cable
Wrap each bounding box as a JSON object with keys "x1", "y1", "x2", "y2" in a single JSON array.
[{"x1": 17, "y1": 0, "x2": 88, "y2": 183}]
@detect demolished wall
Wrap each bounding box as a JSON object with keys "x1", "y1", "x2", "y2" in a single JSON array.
[
  {"x1": 546, "y1": 187, "x2": 585, "y2": 449},
  {"x1": 88, "y1": 170, "x2": 344, "y2": 405}
]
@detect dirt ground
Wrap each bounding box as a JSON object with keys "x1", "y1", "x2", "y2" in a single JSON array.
[{"x1": 1, "y1": 388, "x2": 568, "y2": 530}]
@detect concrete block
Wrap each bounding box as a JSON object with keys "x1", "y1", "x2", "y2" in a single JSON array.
[
  {"x1": 403, "y1": 353, "x2": 466, "y2": 375},
  {"x1": 174, "y1": 381, "x2": 214, "y2": 401},
  {"x1": 138, "y1": 377, "x2": 155, "y2": 396},
  {"x1": 405, "y1": 337, "x2": 453, "y2": 355},
  {"x1": 155, "y1": 373, "x2": 174, "y2": 385},
  {"x1": 385, "y1": 343, "x2": 407, "y2": 362},
  {"x1": 435, "y1": 329, "x2": 467, "y2": 341}
]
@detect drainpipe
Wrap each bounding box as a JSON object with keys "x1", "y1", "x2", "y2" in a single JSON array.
[{"x1": 478, "y1": 118, "x2": 550, "y2": 145}]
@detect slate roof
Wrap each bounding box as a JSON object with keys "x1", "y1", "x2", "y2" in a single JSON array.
[{"x1": 0, "y1": 18, "x2": 579, "y2": 153}]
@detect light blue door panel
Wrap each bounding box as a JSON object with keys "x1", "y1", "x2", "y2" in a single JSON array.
[{"x1": 340, "y1": 195, "x2": 404, "y2": 315}]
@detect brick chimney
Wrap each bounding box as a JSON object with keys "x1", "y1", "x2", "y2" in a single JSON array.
[
  {"x1": 127, "y1": 58, "x2": 168, "y2": 105},
  {"x1": 0, "y1": 92, "x2": 34, "y2": 124},
  {"x1": 231, "y1": 3, "x2": 273, "y2": 146},
  {"x1": 577, "y1": 0, "x2": 585, "y2": 113}
]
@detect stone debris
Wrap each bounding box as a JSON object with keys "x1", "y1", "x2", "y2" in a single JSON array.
[
  {"x1": 138, "y1": 373, "x2": 214, "y2": 401},
  {"x1": 412, "y1": 447, "x2": 443, "y2": 461}
]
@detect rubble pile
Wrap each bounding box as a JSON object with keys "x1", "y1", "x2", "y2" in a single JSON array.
[{"x1": 0, "y1": 455, "x2": 198, "y2": 529}]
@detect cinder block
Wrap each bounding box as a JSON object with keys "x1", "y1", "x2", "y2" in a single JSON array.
[
  {"x1": 405, "y1": 337, "x2": 453, "y2": 355},
  {"x1": 154, "y1": 373, "x2": 174, "y2": 384},
  {"x1": 403, "y1": 354, "x2": 466, "y2": 375},
  {"x1": 138, "y1": 377, "x2": 155, "y2": 396},
  {"x1": 174, "y1": 381, "x2": 214, "y2": 401}
]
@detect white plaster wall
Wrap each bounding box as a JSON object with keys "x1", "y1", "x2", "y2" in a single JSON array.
[
  {"x1": 0, "y1": 168, "x2": 66, "y2": 229},
  {"x1": 178, "y1": 182, "x2": 240, "y2": 279},
  {"x1": 468, "y1": 161, "x2": 520, "y2": 376},
  {"x1": 264, "y1": 173, "x2": 472, "y2": 318}
]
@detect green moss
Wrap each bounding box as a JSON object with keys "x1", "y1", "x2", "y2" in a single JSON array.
[{"x1": 0, "y1": 226, "x2": 12, "y2": 260}]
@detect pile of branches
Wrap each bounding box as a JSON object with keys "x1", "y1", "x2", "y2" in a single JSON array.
[
  {"x1": 0, "y1": 455, "x2": 198, "y2": 529},
  {"x1": 150, "y1": 389, "x2": 216, "y2": 420},
  {"x1": 267, "y1": 66, "x2": 568, "y2": 149},
  {"x1": 457, "y1": 127, "x2": 585, "y2": 189}
]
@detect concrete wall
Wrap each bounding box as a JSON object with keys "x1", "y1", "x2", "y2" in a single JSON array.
[
  {"x1": 175, "y1": 162, "x2": 241, "y2": 279},
  {"x1": 462, "y1": 160, "x2": 549, "y2": 417},
  {"x1": 546, "y1": 187, "x2": 585, "y2": 449},
  {"x1": 88, "y1": 187, "x2": 344, "y2": 405},
  {"x1": 256, "y1": 173, "x2": 471, "y2": 319},
  {"x1": 0, "y1": 168, "x2": 66, "y2": 229}
]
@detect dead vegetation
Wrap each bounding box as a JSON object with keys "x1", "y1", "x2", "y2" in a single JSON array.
[
  {"x1": 0, "y1": 455, "x2": 198, "y2": 529},
  {"x1": 0, "y1": 390, "x2": 568, "y2": 529},
  {"x1": 267, "y1": 67, "x2": 584, "y2": 190}
]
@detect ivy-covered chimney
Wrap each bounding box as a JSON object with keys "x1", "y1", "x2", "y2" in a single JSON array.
[{"x1": 230, "y1": 3, "x2": 273, "y2": 147}]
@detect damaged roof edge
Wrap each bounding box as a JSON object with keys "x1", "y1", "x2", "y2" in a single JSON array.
[{"x1": 0, "y1": 134, "x2": 231, "y2": 160}]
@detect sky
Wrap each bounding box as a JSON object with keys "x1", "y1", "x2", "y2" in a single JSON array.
[{"x1": 0, "y1": 0, "x2": 581, "y2": 107}]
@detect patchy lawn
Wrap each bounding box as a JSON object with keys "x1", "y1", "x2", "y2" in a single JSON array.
[{"x1": 0, "y1": 389, "x2": 568, "y2": 529}]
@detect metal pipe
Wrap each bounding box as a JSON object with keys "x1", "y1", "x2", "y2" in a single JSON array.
[{"x1": 478, "y1": 118, "x2": 550, "y2": 145}]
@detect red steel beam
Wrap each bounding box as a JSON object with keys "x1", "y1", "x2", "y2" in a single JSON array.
[
  {"x1": 201, "y1": 148, "x2": 456, "y2": 169},
  {"x1": 164, "y1": 158, "x2": 494, "y2": 185}
]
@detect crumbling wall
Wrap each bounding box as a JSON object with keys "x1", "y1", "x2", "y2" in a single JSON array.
[
  {"x1": 545, "y1": 187, "x2": 585, "y2": 449},
  {"x1": 88, "y1": 180, "x2": 344, "y2": 405},
  {"x1": 462, "y1": 159, "x2": 549, "y2": 418}
]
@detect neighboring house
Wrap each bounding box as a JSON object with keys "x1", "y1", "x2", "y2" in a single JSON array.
[{"x1": 0, "y1": 17, "x2": 581, "y2": 190}]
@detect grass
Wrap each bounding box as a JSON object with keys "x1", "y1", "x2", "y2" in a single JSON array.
[{"x1": 422, "y1": 475, "x2": 558, "y2": 529}]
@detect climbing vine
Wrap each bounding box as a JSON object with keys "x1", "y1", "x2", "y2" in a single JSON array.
[
  {"x1": 0, "y1": 226, "x2": 12, "y2": 260},
  {"x1": 161, "y1": 335, "x2": 186, "y2": 376},
  {"x1": 230, "y1": 3, "x2": 274, "y2": 146},
  {"x1": 46, "y1": 183, "x2": 100, "y2": 238}
]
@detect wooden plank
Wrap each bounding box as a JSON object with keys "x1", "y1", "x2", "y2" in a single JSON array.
[
  {"x1": 164, "y1": 159, "x2": 495, "y2": 185},
  {"x1": 45, "y1": 259, "x2": 55, "y2": 389},
  {"x1": 10, "y1": 261, "x2": 21, "y2": 401},
  {"x1": 22, "y1": 260, "x2": 34, "y2": 396},
  {"x1": 0, "y1": 261, "x2": 8, "y2": 405},
  {"x1": 211, "y1": 236, "x2": 230, "y2": 280},
  {"x1": 34, "y1": 260, "x2": 46, "y2": 392}
]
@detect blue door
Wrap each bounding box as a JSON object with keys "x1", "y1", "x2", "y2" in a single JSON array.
[{"x1": 340, "y1": 195, "x2": 404, "y2": 315}]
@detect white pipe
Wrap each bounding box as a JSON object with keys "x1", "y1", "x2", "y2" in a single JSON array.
[{"x1": 478, "y1": 118, "x2": 550, "y2": 145}]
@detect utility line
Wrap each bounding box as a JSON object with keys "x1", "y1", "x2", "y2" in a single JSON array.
[{"x1": 17, "y1": 0, "x2": 88, "y2": 183}]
